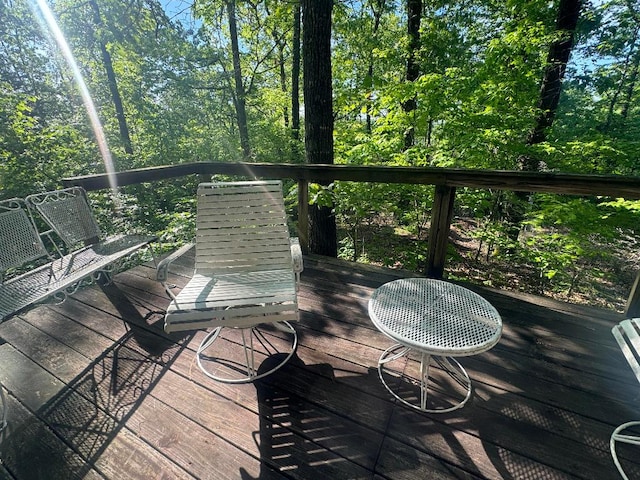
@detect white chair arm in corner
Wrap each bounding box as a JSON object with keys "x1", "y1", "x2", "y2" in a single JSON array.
[
  {"x1": 290, "y1": 237, "x2": 304, "y2": 273},
  {"x1": 290, "y1": 238, "x2": 303, "y2": 288}
]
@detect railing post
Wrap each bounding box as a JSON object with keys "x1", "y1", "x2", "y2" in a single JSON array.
[
  {"x1": 297, "y1": 179, "x2": 309, "y2": 254},
  {"x1": 426, "y1": 185, "x2": 456, "y2": 279},
  {"x1": 625, "y1": 271, "x2": 640, "y2": 317}
]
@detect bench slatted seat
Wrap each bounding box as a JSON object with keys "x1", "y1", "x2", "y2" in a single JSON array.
[{"x1": 157, "y1": 180, "x2": 302, "y2": 383}]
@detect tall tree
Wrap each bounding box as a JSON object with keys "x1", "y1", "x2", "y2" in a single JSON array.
[
  {"x1": 366, "y1": 0, "x2": 386, "y2": 134},
  {"x1": 602, "y1": 1, "x2": 640, "y2": 129},
  {"x1": 302, "y1": 0, "x2": 337, "y2": 257},
  {"x1": 501, "y1": 0, "x2": 582, "y2": 241},
  {"x1": 88, "y1": 0, "x2": 134, "y2": 156},
  {"x1": 291, "y1": 0, "x2": 301, "y2": 146},
  {"x1": 521, "y1": 0, "x2": 582, "y2": 169},
  {"x1": 226, "y1": 0, "x2": 251, "y2": 159},
  {"x1": 403, "y1": 0, "x2": 421, "y2": 150}
]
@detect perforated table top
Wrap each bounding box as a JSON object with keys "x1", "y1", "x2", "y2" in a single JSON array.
[{"x1": 368, "y1": 278, "x2": 502, "y2": 356}]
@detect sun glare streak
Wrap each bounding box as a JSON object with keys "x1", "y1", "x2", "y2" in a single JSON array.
[{"x1": 33, "y1": 0, "x2": 119, "y2": 197}]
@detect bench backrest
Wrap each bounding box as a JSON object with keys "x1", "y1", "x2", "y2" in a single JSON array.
[
  {"x1": 0, "y1": 198, "x2": 49, "y2": 279},
  {"x1": 195, "y1": 181, "x2": 293, "y2": 275},
  {"x1": 26, "y1": 187, "x2": 102, "y2": 249}
]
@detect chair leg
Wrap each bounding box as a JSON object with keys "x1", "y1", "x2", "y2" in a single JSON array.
[
  {"x1": 241, "y1": 328, "x2": 256, "y2": 379},
  {"x1": 611, "y1": 421, "x2": 640, "y2": 480},
  {"x1": 196, "y1": 322, "x2": 298, "y2": 384}
]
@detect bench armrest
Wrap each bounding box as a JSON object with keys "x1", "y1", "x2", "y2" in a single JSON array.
[{"x1": 156, "y1": 242, "x2": 195, "y2": 283}]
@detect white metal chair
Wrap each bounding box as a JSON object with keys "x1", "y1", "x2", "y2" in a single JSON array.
[
  {"x1": 611, "y1": 318, "x2": 640, "y2": 479},
  {"x1": 157, "y1": 181, "x2": 303, "y2": 383}
]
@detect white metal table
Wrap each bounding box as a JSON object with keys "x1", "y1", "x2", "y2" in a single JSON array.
[{"x1": 368, "y1": 278, "x2": 502, "y2": 413}]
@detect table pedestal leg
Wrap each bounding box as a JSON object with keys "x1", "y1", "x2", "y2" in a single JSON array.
[
  {"x1": 419, "y1": 352, "x2": 429, "y2": 411},
  {"x1": 378, "y1": 344, "x2": 472, "y2": 413}
]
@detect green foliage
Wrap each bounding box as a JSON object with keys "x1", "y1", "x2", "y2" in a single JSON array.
[
  {"x1": 2, "y1": 0, "x2": 640, "y2": 310},
  {"x1": 473, "y1": 195, "x2": 638, "y2": 297},
  {"x1": 0, "y1": 84, "x2": 96, "y2": 199}
]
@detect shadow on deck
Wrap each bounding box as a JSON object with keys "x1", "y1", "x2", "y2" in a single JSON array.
[{"x1": 0, "y1": 254, "x2": 637, "y2": 479}]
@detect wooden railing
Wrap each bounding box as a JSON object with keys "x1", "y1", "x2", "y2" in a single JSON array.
[{"x1": 62, "y1": 161, "x2": 640, "y2": 314}]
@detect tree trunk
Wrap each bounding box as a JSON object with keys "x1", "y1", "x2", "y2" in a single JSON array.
[
  {"x1": 622, "y1": 31, "x2": 640, "y2": 120},
  {"x1": 226, "y1": 0, "x2": 251, "y2": 159},
  {"x1": 522, "y1": 0, "x2": 582, "y2": 168},
  {"x1": 88, "y1": 0, "x2": 133, "y2": 156},
  {"x1": 302, "y1": 0, "x2": 337, "y2": 257},
  {"x1": 291, "y1": 1, "x2": 301, "y2": 147},
  {"x1": 271, "y1": 26, "x2": 289, "y2": 129},
  {"x1": 403, "y1": 0, "x2": 421, "y2": 150},
  {"x1": 621, "y1": 51, "x2": 640, "y2": 120},
  {"x1": 366, "y1": 0, "x2": 385, "y2": 134},
  {"x1": 605, "y1": 27, "x2": 637, "y2": 129},
  {"x1": 506, "y1": 0, "x2": 581, "y2": 242}
]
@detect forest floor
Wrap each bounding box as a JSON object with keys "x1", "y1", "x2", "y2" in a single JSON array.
[{"x1": 338, "y1": 217, "x2": 638, "y2": 313}]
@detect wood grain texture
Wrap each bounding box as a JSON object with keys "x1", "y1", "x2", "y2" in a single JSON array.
[{"x1": 0, "y1": 252, "x2": 636, "y2": 479}]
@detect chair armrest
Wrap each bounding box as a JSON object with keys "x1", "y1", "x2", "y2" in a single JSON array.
[
  {"x1": 612, "y1": 318, "x2": 640, "y2": 384},
  {"x1": 156, "y1": 242, "x2": 195, "y2": 282},
  {"x1": 290, "y1": 238, "x2": 303, "y2": 274}
]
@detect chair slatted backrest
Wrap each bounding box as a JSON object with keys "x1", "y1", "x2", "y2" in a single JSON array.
[
  {"x1": 0, "y1": 198, "x2": 49, "y2": 278},
  {"x1": 26, "y1": 187, "x2": 102, "y2": 248},
  {"x1": 612, "y1": 318, "x2": 640, "y2": 384},
  {"x1": 196, "y1": 181, "x2": 293, "y2": 275}
]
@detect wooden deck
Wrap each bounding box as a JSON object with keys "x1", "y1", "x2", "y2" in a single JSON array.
[{"x1": 0, "y1": 253, "x2": 639, "y2": 479}]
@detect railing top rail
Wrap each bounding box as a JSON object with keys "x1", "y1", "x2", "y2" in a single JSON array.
[{"x1": 62, "y1": 162, "x2": 640, "y2": 199}]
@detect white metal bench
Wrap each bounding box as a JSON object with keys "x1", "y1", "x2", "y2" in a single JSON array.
[
  {"x1": 158, "y1": 180, "x2": 303, "y2": 383},
  {"x1": 611, "y1": 318, "x2": 640, "y2": 479},
  {"x1": 0, "y1": 188, "x2": 156, "y2": 322},
  {"x1": 0, "y1": 188, "x2": 155, "y2": 435}
]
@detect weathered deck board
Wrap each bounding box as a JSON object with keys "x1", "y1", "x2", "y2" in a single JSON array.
[{"x1": 0, "y1": 253, "x2": 638, "y2": 479}]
